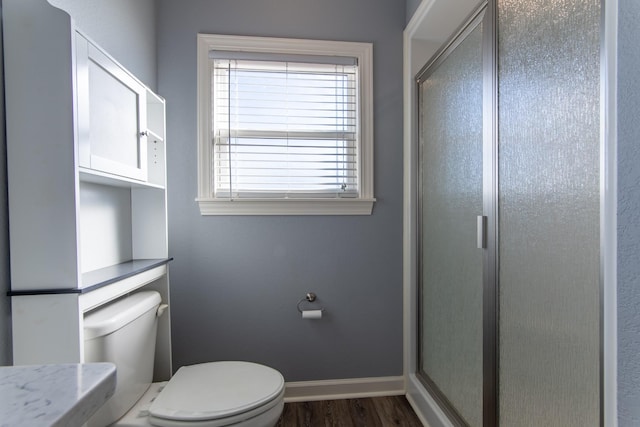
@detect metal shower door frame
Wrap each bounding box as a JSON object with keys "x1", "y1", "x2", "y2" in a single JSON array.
[{"x1": 414, "y1": 2, "x2": 498, "y2": 426}]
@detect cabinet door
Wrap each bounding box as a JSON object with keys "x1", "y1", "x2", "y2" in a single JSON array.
[{"x1": 76, "y1": 33, "x2": 147, "y2": 181}]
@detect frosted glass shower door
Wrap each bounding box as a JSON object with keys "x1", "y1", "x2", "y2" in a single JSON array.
[
  {"x1": 417, "y1": 11, "x2": 486, "y2": 427},
  {"x1": 497, "y1": 0, "x2": 601, "y2": 424}
]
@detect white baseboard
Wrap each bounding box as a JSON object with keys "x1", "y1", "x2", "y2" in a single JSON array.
[{"x1": 284, "y1": 376, "x2": 405, "y2": 403}]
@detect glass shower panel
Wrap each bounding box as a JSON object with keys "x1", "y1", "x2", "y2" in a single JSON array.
[
  {"x1": 497, "y1": 0, "x2": 601, "y2": 425},
  {"x1": 418, "y1": 18, "x2": 484, "y2": 427}
]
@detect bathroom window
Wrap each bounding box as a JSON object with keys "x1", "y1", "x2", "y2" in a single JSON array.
[{"x1": 196, "y1": 34, "x2": 375, "y2": 215}]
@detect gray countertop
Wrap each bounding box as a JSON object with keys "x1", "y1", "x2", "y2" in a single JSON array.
[{"x1": 0, "y1": 363, "x2": 116, "y2": 427}]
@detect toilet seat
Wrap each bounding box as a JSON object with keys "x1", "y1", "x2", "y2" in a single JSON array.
[{"x1": 148, "y1": 361, "x2": 285, "y2": 427}]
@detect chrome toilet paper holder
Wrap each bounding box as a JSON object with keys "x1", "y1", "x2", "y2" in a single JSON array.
[{"x1": 297, "y1": 292, "x2": 325, "y2": 313}]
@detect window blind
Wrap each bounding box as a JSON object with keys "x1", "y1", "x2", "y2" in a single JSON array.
[{"x1": 212, "y1": 58, "x2": 359, "y2": 198}]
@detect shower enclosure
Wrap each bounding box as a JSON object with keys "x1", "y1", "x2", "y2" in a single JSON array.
[{"x1": 410, "y1": 0, "x2": 603, "y2": 425}]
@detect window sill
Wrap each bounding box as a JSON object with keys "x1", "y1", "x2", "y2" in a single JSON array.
[{"x1": 196, "y1": 198, "x2": 376, "y2": 216}]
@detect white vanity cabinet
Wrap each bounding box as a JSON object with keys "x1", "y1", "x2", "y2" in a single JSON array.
[{"x1": 3, "y1": 0, "x2": 172, "y2": 381}]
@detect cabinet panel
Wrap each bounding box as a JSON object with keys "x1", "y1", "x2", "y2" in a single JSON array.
[
  {"x1": 12, "y1": 295, "x2": 83, "y2": 364},
  {"x1": 146, "y1": 91, "x2": 167, "y2": 188},
  {"x1": 76, "y1": 33, "x2": 148, "y2": 182},
  {"x1": 3, "y1": 0, "x2": 81, "y2": 292}
]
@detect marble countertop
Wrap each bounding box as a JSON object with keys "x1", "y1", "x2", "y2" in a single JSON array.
[{"x1": 0, "y1": 363, "x2": 116, "y2": 427}]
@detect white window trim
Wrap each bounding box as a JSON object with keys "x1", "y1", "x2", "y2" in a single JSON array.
[{"x1": 196, "y1": 34, "x2": 375, "y2": 215}]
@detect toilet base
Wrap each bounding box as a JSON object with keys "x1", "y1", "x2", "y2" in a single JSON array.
[
  {"x1": 112, "y1": 381, "x2": 284, "y2": 427},
  {"x1": 112, "y1": 382, "x2": 167, "y2": 427}
]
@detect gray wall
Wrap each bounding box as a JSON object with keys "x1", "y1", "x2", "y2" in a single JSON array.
[
  {"x1": 157, "y1": 0, "x2": 405, "y2": 381},
  {"x1": 48, "y1": 0, "x2": 157, "y2": 90},
  {"x1": 0, "y1": 2, "x2": 11, "y2": 366},
  {"x1": 405, "y1": 0, "x2": 421, "y2": 25},
  {"x1": 0, "y1": 0, "x2": 157, "y2": 365},
  {"x1": 617, "y1": 0, "x2": 640, "y2": 423}
]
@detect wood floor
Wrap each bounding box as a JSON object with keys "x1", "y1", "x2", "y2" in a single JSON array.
[{"x1": 275, "y1": 395, "x2": 423, "y2": 426}]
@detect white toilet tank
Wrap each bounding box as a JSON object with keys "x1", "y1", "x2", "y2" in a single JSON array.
[{"x1": 84, "y1": 291, "x2": 162, "y2": 427}]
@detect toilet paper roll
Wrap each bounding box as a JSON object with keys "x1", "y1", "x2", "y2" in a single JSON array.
[{"x1": 302, "y1": 309, "x2": 323, "y2": 319}]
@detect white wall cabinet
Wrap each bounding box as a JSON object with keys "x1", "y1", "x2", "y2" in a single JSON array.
[
  {"x1": 3, "y1": 0, "x2": 172, "y2": 381},
  {"x1": 76, "y1": 33, "x2": 148, "y2": 182}
]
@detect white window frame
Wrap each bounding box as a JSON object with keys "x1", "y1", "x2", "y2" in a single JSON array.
[{"x1": 196, "y1": 34, "x2": 375, "y2": 215}]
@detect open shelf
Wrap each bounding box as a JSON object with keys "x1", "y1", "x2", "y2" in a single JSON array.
[
  {"x1": 6, "y1": 258, "x2": 172, "y2": 297},
  {"x1": 79, "y1": 167, "x2": 165, "y2": 189},
  {"x1": 81, "y1": 258, "x2": 172, "y2": 292},
  {"x1": 78, "y1": 259, "x2": 172, "y2": 314}
]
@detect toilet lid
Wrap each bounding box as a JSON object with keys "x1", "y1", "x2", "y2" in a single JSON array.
[{"x1": 149, "y1": 361, "x2": 284, "y2": 422}]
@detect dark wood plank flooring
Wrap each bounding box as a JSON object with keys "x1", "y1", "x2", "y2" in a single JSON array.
[{"x1": 275, "y1": 395, "x2": 423, "y2": 426}]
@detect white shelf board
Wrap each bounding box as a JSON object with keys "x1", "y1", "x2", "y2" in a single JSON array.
[{"x1": 79, "y1": 167, "x2": 165, "y2": 190}]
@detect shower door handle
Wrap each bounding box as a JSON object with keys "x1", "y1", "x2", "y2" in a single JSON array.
[{"x1": 477, "y1": 215, "x2": 487, "y2": 249}]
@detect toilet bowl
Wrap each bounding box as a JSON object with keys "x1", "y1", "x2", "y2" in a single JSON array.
[
  {"x1": 145, "y1": 362, "x2": 285, "y2": 427},
  {"x1": 84, "y1": 291, "x2": 285, "y2": 427}
]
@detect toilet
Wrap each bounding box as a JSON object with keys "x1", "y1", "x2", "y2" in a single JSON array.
[{"x1": 83, "y1": 291, "x2": 285, "y2": 427}]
